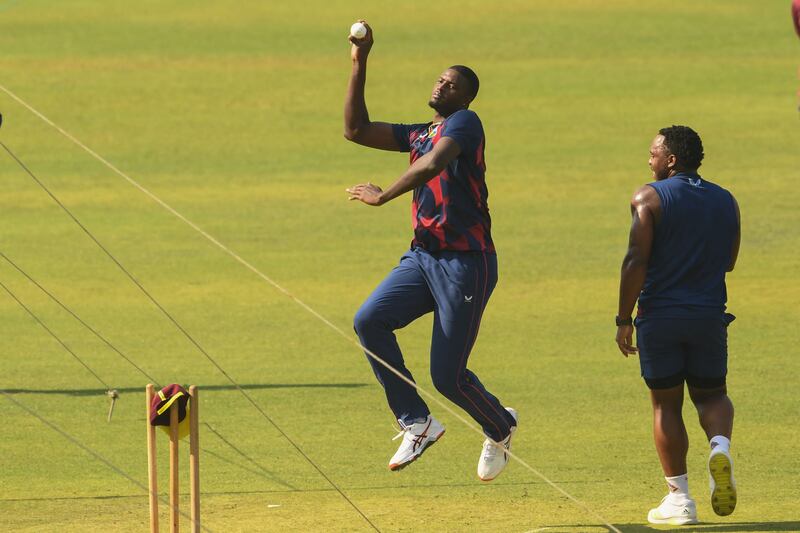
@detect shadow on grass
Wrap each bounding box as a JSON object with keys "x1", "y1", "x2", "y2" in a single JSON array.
[
  {"x1": 618, "y1": 523, "x2": 800, "y2": 532},
  {"x1": 554, "y1": 523, "x2": 800, "y2": 533},
  {"x1": 0, "y1": 382, "x2": 368, "y2": 396}
]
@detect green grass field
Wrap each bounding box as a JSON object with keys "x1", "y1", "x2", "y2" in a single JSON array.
[{"x1": 1, "y1": 1, "x2": 799, "y2": 531}]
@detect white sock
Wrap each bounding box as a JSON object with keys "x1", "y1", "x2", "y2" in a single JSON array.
[
  {"x1": 665, "y1": 474, "x2": 690, "y2": 502},
  {"x1": 710, "y1": 435, "x2": 731, "y2": 454}
]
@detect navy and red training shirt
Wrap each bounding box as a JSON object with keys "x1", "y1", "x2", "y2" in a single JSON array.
[{"x1": 391, "y1": 109, "x2": 494, "y2": 254}]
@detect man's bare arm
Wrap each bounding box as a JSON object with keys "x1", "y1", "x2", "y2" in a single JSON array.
[
  {"x1": 343, "y1": 22, "x2": 401, "y2": 151},
  {"x1": 616, "y1": 185, "x2": 659, "y2": 356},
  {"x1": 728, "y1": 195, "x2": 741, "y2": 272}
]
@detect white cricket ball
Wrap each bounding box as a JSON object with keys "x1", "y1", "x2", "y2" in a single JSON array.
[{"x1": 350, "y1": 22, "x2": 367, "y2": 40}]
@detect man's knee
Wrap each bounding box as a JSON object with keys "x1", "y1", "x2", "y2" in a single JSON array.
[
  {"x1": 431, "y1": 372, "x2": 459, "y2": 399},
  {"x1": 354, "y1": 304, "x2": 379, "y2": 335}
]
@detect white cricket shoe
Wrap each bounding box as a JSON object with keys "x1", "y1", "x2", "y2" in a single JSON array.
[
  {"x1": 477, "y1": 407, "x2": 518, "y2": 481},
  {"x1": 388, "y1": 416, "x2": 445, "y2": 471},
  {"x1": 647, "y1": 495, "x2": 698, "y2": 525},
  {"x1": 709, "y1": 448, "x2": 737, "y2": 516}
]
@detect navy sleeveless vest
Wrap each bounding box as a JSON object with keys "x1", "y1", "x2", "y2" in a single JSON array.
[{"x1": 638, "y1": 172, "x2": 738, "y2": 318}]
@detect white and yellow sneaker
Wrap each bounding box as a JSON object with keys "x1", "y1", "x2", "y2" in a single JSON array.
[
  {"x1": 709, "y1": 449, "x2": 737, "y2": 516},
  {"x1": 388, "y1": 416, "x2": 445, "y2": 471},
  {"x1": 647, "y1": 495, "x2": 698, "y2": 525},
  {"x1": 477, "y1": 407, "x2": 518, "y2": 481}
]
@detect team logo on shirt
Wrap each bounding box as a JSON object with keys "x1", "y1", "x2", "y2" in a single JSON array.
[
  {"x1": 418, "y1": 122, "x2": 442, "y2": 142},
  {"x1": 688, "y1": 178, "x2": 704, "y2": 188}
]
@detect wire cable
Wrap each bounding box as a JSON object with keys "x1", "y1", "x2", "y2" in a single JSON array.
[{"x1": 204, "y1": 422, "x2": 297, "y2": 491}]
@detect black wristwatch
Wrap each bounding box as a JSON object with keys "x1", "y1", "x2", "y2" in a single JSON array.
[{"x1": 615, "y1": 315, "x2": 633, "y2": 327}]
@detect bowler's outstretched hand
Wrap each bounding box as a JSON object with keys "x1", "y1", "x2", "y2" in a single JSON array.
[
  {"x1": 347, "y1": 182, "x2": 384, "y2": 206},
  {"x1": 349, "y1": 20, "x2": 373, "y2": 62}
]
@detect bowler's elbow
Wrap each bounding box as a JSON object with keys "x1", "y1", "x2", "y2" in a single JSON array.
[
  {"x1": 424, "y1": 160, "x2": 445, "y2": 176},
  {"x1": 425, "y1": 153, "x2": 452, "y2": 176},
  {"x1": 343, "y1": 128, "x2": 360, "y2": 142}
]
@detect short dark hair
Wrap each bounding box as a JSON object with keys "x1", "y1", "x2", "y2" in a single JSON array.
[
  {"x1": 449, "y1": 65, "x2": 479, "y2": 101},
  {"x1": 658, "y1": 125, "x2": 704, "y2": 169}
]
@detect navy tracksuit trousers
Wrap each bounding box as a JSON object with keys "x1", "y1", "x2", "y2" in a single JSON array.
[{"x1": 354, "y1": 247, "x2": 515, "y2": 442}]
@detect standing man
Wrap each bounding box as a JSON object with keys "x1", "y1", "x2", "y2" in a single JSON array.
[
  {"x1": 616, "y1": 126, "x2": 741, "y2": 525},
  {"x1": 343, "y1": 21, "x2": 517, "y2": 481}
]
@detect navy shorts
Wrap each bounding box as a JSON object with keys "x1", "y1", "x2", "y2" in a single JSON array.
[{"x1": 635, "y1": 314, "x2": 735, "y2": 390}]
